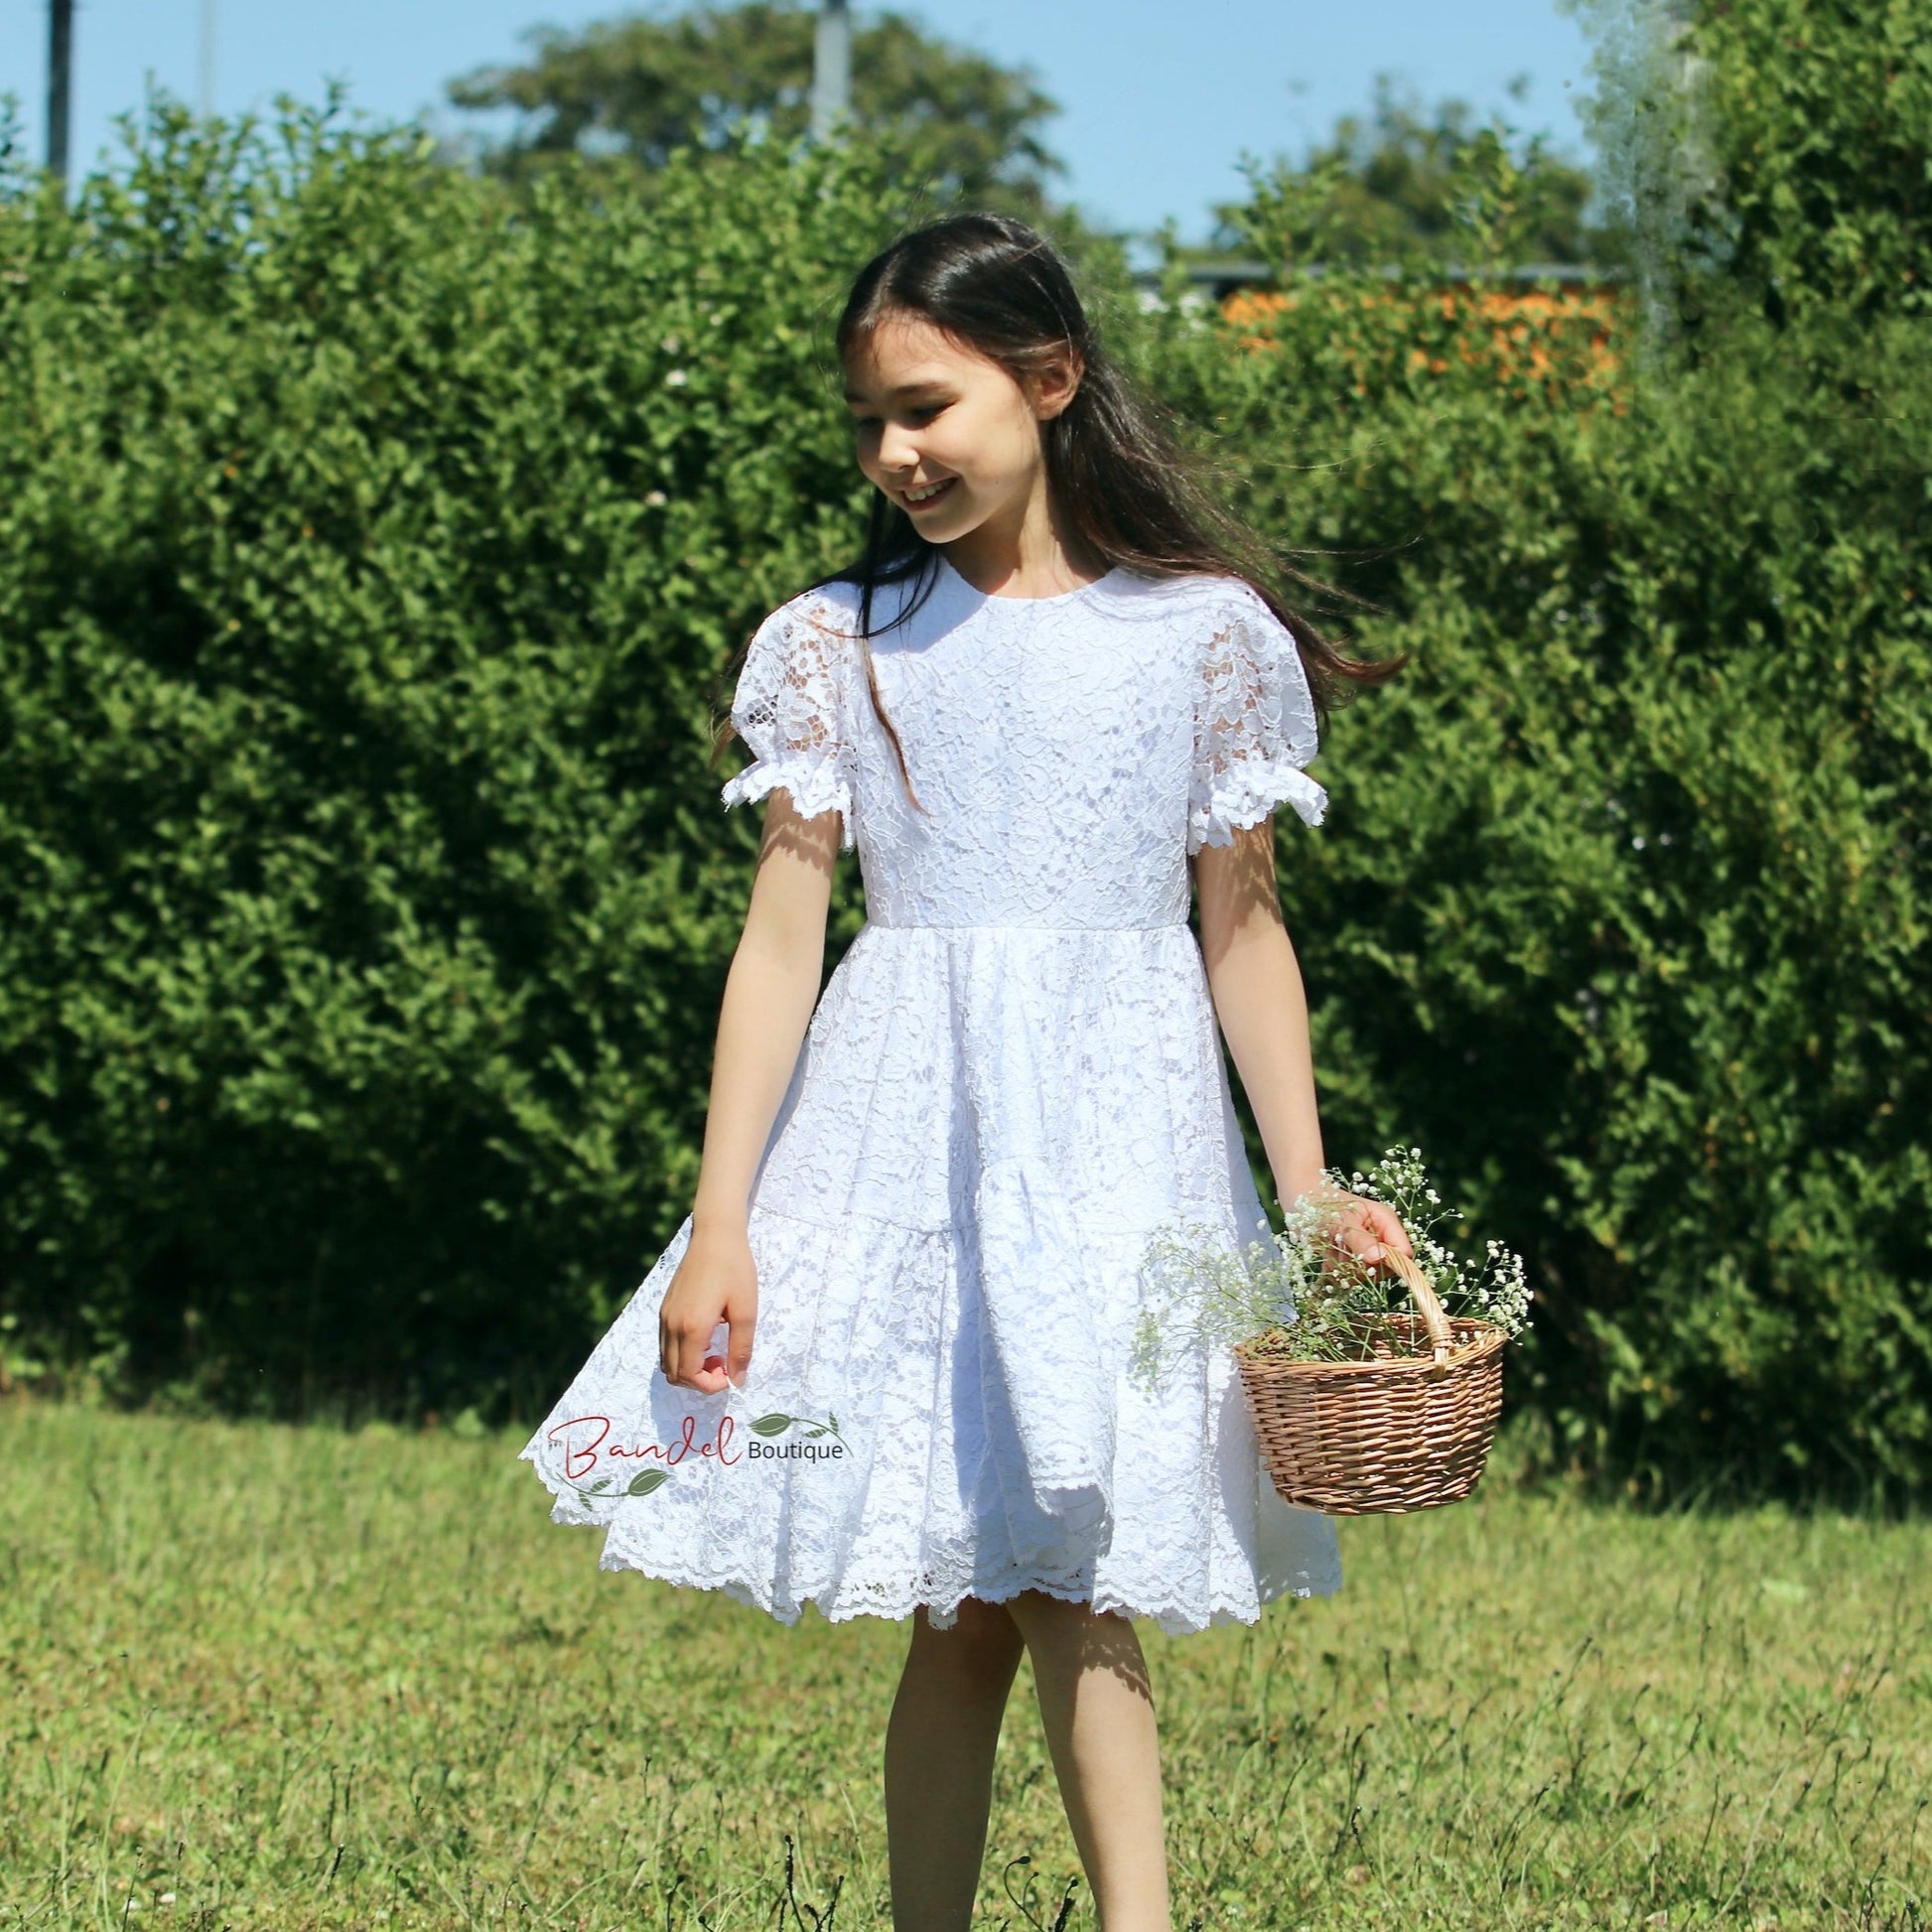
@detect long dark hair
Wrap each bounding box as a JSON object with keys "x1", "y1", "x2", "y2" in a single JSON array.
[{"x1": 713, "y1": 211, "x2": 1402, "y2": 807}]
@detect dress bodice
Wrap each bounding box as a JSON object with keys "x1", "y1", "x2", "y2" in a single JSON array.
[{"x1": 719, "y1": 557, "x2": 1327, "y2": 928}]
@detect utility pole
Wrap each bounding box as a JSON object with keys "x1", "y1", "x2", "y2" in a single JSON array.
[
  {"x1": 811, "y1": 0, "x2": 851, "y2": 143},
  {"x1": 200, "y1": 0, "x2": 217, "y2": 118},
  {"x1": 47, "y1": 0, "x2": 73, "y2": 180}
]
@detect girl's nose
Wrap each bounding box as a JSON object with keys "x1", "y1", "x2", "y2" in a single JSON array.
[{"x1": 877, "y1": 420, "x2": 920, "y2": 474}]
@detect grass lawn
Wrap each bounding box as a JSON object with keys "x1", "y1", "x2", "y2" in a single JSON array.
[{"x1": 0, "y1": 1397, "x2": 1924, "y2": 1931}]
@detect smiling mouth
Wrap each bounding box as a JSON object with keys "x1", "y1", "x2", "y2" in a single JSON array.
[{"x1": 900, "y1": 478, "x2": 957, "y2": 510}]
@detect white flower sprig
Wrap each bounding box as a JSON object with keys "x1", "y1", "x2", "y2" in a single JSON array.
[{"x1": 1129, "y1": 1145, "x2": 1532, "y2": 1394}]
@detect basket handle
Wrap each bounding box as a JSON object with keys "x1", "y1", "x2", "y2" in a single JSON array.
[{"x1": 1382, "y1": 1246, "x2": 1455, "y2": 1375}]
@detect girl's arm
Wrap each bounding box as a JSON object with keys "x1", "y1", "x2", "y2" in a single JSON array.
[
  {"x1": 658, "y1": 791, "x2": 843, "y2": 1393},
  {"x1": 1192, "y1": 818, "x2": 1412, "y2": 1263}
]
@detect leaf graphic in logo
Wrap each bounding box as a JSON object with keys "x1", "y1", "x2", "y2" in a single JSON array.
[
  {"x1": 626, "y1": 1469, "x2": 671, "y2": 1497},
  {"x1": 588, "y1": 1477, "x2": 613, "y2": 1493},
  {"x1": 750, "y1": 1413, "x2": 794, "y2": 1437}
]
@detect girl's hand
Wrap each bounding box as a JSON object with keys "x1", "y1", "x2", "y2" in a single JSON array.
[
  {"x1": 659, "y1": 1218, "x2": 759, "y2": 1394},
  {"x1": 1296, "y1": 1185, "x2": 1416, "y2": 1274}
]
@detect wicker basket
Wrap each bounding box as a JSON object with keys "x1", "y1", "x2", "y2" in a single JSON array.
[{"x1": 1233, "y1": 1248, "x2": 1506, "y2": 1515}]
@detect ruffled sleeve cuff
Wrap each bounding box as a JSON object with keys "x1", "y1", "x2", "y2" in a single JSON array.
[
  {"x1": 1188, "y1": 759, "x2": 1328, "y2": 851},
  {"x1": 720, "y1": 755, "x2": 857, "y2": 850}
]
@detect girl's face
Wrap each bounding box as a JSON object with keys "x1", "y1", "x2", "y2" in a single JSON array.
[{"x1": 842, "y1": 312, "x2": 1079, "y2": 548}]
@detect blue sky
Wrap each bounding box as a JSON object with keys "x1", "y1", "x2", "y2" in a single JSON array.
[{"x1": 2, "y1": 0, "x2": 1599, "y2": 239}]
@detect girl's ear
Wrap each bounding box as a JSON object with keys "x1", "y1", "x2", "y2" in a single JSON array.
[{"x1": 1030, "y1": 347, "x2": 1085, "y2": 423}]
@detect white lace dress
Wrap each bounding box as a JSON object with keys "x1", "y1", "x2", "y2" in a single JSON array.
[{"x1": 518, "y1": 556, "x2": 1343, "y2": 1633}]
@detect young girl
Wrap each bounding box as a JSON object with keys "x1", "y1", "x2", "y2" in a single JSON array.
[{"x1": 520, "y1": 212, "x2": 1413, "y2": 1931}]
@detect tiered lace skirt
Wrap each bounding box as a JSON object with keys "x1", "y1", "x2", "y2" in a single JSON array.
[{"x1": 518, "y1": 919, "x2": 1341, "y2": 1633}]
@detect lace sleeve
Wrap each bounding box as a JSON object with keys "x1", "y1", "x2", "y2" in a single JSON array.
[
  {"x1": 718, "y1": 594, "x2": 858, "y2": 850},
  {"x1": 1187, "y1": 586, "x2": 1327, "y2": 853}
]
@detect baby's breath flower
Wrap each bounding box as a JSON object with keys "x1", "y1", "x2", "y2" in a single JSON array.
[{"x1": 1131, "y1": 1149, "x2": 1532, "y2": 1386}]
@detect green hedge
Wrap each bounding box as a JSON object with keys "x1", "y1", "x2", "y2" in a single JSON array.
[
  {"x1": 1145, "y1": 277, "x2": 1929, "y2": 1490},
  {"x1": 1688, "y1": 0, "x2": 1930, "y2": 325},
  {"x1": 1, "y1": 13, "x2": 1926, "y2": 1492},
  {"x1": 1139, "y1": 0, "x2": 1932, "y2": 1489},
  {"x1": 0, "y1": 105, "x2": 895, "y2": 1418}
]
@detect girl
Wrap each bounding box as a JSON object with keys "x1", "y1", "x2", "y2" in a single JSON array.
[{"x1": 520, "y1": 212, "x2": 1413, "y2": 1931}]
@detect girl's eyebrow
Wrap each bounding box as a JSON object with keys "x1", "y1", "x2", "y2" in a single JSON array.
[{"x1": 843, "y1": 379, "x2": 951, "y2": 405}]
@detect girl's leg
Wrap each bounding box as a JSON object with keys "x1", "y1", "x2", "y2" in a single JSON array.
[
  {"x1": 1002, "y1": 1590, "x2": 1173, "y2": 1932},
  {"x1": 885, "y1": 1594, "x2": 1027, "y2": 1932}
]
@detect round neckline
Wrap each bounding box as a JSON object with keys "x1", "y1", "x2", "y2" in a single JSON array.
[{"x1": 936, "y1": 552, "x2": 1125, "y2": 607}]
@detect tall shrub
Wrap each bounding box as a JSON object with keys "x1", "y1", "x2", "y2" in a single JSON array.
[
  {"x1": 0, "y1": 103, "x2": 896, "y2": 1417},
  {"x1": 1155, "y1": 0, "x2": 1932, "y2": 1491}
]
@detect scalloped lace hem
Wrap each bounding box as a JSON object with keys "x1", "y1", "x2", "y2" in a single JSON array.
[
  {"x1": 719, "y1": 754, "x2": 856, "y2": 848},
  {"x1": 519, "y1": 1446, "x2": 1340, "y2": 1637},
  {"x1": 1189, "y1": 762, "x2": 1328, "y2": 847},
  {"x1": 580, "y1": 1544, "x2": 1334, "y2": 1638}
]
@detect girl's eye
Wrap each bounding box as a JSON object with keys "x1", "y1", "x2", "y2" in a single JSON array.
[{"x1": 848, "y1": 402, "x2": 946, "y2": 433}]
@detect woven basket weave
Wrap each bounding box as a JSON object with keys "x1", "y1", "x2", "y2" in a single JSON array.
[{"x1": 1234, "y1": 1248, "x2": 1506, "y2": 1515}]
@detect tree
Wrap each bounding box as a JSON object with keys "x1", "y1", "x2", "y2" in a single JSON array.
[
  {"x1": 1212, "y1": 73, "x2": 1627, "y2": 272},
  {"x1": 1563, "y1": 0, "x2": 1929, "y2": 329},
  {"x1": 447, "y1": 2, "x2": 1062, "y2": 212}
]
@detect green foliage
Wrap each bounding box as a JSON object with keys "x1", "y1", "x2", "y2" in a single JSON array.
[
  {"x1": 1562, "y1": 0, "x2": 1929, "y2": 329},
  {"x1": 0, "y1": 98, "x2": 897, "y2": 1418},
  {"x1": 1139, "y1": 95, "x2": 1931, "y2": 1490},
  {"x1": 1215, "y1": 74, "x2": 1625, "y2": 272},
  {"x1": 1, "y1": 0, "x2": 1927, "y2": 1498},
  {"x1": 1689, "y1": 0, "x2": 1931, "y2": 323},
  {"x1": 446, "y1": 1, "x2": 1062, "y2": 213}
]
